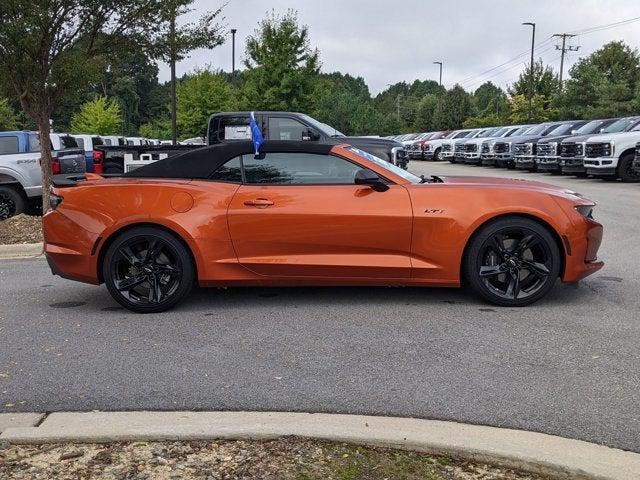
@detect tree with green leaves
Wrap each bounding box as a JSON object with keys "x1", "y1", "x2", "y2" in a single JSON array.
[
  {"x1": 559, "y1": 41, "x2": 640, "y2": 119},
  {"x1": 0, "y1": 0, "x2": 165, "y2": 210},
  {"x1": 509, "y1": 59, "x2": 559, "y2": 98},
  {"x1": 432, "y1": 85, "x2": 473, "y2": 130},
  {"x1": 0, "y1": 98, "x2": 19, "y2": 130},
  {"x1": 413, "y1": 94, "x2": 439, "y2": 132},
  {"x1": 151, "y1": 1, "x2": 225, "y2": 144},
  {"x1": 509, "y1": 94, "x2": 555, "y2": 124},
  {"x1": 242, "y1": 9, "x2": 320, "y2": 112},
  {"x1": 71, "y1": 97, "x2": 123, "y2": 135},
  {"x1": 176, "y1": 69, "x2": 238, "y2": 138}
]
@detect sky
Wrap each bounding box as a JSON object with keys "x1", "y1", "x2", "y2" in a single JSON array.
[{"x1": 158, "y1": 0, "x2": 640, "y2": 95}]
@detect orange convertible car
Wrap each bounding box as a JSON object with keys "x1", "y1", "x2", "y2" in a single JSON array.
[{"x1": 43, "y1": 141, "x2": 603, "y2": 313}]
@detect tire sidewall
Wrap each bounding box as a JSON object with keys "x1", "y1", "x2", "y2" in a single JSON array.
[
  {"x1": 103, "y1": 227, "x2": 195, "y2": 313},
  {"x1": 464, "y1": 217, "x2": 561, "y2": 307},
  {"x1": 0, "y1": 185, "x2": 26, "y2": 220}
]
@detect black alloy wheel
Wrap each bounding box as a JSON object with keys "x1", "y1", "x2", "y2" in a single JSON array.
[
  {"x1": 464, "y1": 217, "x2": 561, "y2": 306},
  {"x1": 618, "y1": 153, "x2": 640, "y2": 183},
  {"x1": 103, "y1": 227, "x2": 194, "y2": 313},
  {"x1": 0, "y1": 186, "x2": 25, "y2": 220}
]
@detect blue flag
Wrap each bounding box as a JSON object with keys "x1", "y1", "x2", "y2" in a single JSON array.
[{"x1": 249, "y1": 112, "x2": 264, "y2": 155}]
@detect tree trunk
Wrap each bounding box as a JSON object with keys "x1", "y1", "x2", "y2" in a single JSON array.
[{"x1": 37, "y1": 116, "x2": 53, "y2": 218}]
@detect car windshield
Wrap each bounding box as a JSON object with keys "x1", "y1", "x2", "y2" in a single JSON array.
[
  {"x1": 346, "y1": 146, "x2": 422, "y2": 184},
  {"x1": 547, "y1": 123, "x2": 577, "y2": 136},
  {"x1": 524, "y1": 124, "x2": 548, "y2": 135},
  {"x1": 404, "y1": 133, "x2": 420, "y2": 141},
  {"x1": 602, "y1": 117, "x2": 640, "y2": 133},
  {"x1": 492, "y1": 127, "x2": 508, "y2": 137},
  {"x1": 454, "y1": 131, "x2": 471, "y2": 138},
  {"x1": 575, "y1": 120, "x2": 606, "y2": 135},
  {"x1": 298, "y1": 114, "x2": 346, "y2": 137},
  {"x1": 430, "y1": 132, "x2": 446, "y2": 140}
]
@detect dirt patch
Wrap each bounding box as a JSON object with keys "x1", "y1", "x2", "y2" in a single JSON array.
[
  {"x1": 0, "y1": 214, "x2": 42, "y2": 244},
  {"x1": 0, "y1": 437, "x2": 548, "y2": 479}
]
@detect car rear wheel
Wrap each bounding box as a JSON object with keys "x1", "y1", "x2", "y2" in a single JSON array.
[
  {"x1": 617, "y1": 153, "x2": 639, "y2": 183},
  {"x1": 464, "y1": 217, "x2": 561, "y2": 307},
  {"x1": 103, "y1": 227, "x2": 195, "y2": 313},
  {"x1": 0, "y1": 185, "x2": 26, "y2": 220}
]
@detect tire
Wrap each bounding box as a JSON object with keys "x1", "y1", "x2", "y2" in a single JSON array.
[
  {"x1": 434, "y1": 148, "x2": 443, "y2": 162},
  {"x1": 0, "y1": 185, "x2": 26, "y2": 220},
  {"x1": 463, "y1": 217, "x2": 561, "y2": 307},
  {"x1": 617, "y1": 153, "x2": 640, "y2": 183},
  {"x1": 103, "y1": 227, "x2": 195, "y2": 313}
]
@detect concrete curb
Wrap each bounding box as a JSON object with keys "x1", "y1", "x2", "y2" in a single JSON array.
[
  {"x1": 1, "y1": 411, "x2": 639, "y2": 479},
  {"x1": 0, "y1": 242, "x2": 43, "y2": 259}
]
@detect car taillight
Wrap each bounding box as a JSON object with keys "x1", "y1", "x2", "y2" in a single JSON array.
[
  {"x1": 51, "y1": 156, "x2": 61, "y2": 174},
  {"x1": 93, "y1": 150, "x2": 104, "y2": 174},
  {"x1": 50, "y1": 192, "x2": 64, "y2": 210}
]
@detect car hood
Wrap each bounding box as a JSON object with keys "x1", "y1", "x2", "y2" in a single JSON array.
[
  {"x1": 583, "y1": 130, "x2": 640, "y2": 143},
  {"x1": 346, "y1": 136, "x2": 403, "y2": 148},
  {"x1": 500, "y1": 134, "x2": 542, "y2": 144},
  {"x1": 433, "y1": 175, "x2": 578, "y2": 194}
]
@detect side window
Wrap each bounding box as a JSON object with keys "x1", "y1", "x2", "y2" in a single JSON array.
[
  {"x1": 209, "y1": 156, "x2": 242, "y2": 183},
  {"x1": 212, "y1": 116, "x2": 252, "y2": 144},
  {"x1": 243, "y1": 153, "x2": 361, "y2": 185},
  {"x1": 28, "y1": 134, "x2": 41, "y2": 152},
  {"x1": 268, "y1": 117, "x2": 308, "y2": 141},
  {"x1": 75, "y1": 137, "x2": 85, "y2": 149},
  {"x1": 0, "y1": 136, "x2": 19, "y2": 155}
]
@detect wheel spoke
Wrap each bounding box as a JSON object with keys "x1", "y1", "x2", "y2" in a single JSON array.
[
  {"x1": 116, "y1": 275, "x2": 146, "y2": 291},
  {"x1": 480, "y1": 265, "x2": 503, "y2": 277},
  {"x1": 119, "y1": 246, "x2": 141, "y2": 266},
  {"x1": 487, "y1": 234, "x2": 506, "y2": 255},
  {"x1": 522, "y1": 260, "x2": 550, "y2": 277},
  {"x1": 156, "y1": 263, "x2": 181, "y2": 278},
  {"x1": 145, "y1": 239, "x2": 161, "y2": 263},
  {"x1": 505, "y1": 272, "x2": 520, "y2": 299},
  {"x1": 514, "y1": 234, "x2": 538, "y2": 255},
  {"x1": 147, "y1": 276, "x2": 163, "y2": 303}
]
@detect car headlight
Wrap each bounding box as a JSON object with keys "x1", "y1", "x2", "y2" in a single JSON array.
[
  {"x1": 575, "y1": 204, "x2": 595, "y2": 220},
  {"x1": 603, "y1": 142, "x2": 613, "y2": 156}
]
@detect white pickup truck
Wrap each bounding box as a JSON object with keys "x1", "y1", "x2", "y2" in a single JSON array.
[
  {"x1": 583, "y1": 121, "x2": 640, "y2": 182},
  {"x1": 0, "y1": 131, "x2": 85, "y2": 219}
]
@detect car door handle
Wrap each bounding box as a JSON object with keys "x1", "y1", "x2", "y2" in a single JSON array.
[{"x1": 243, "y1": 198, "x2": 274, "y2": 208}]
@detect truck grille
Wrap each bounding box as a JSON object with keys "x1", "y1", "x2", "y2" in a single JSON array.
[
  {"x1": 560, "y1": 143, "x2": 583, "y2": 157},
  {"x1": 494, "y1": 142, "x2": 509, "y2": 154},
  {"x1": 514, "y1": 143, "x2": 532, "y2": 156},
  {"x1": 465, "y1": 143, "x2": 478, "y2": 153},
  {"x1": 442, "y1": 144, "x2": 452, "y2": 152},
  {"x1": 536, "y1": 143, "x2": 557, "y2": 157},
  {"x1": 454, "y1": 144, "x2": 465, "y2": 154},
  {"x1": 481, "y1": 143, "x2": 490, "y2": 154},
  {"x1": 585, "y1": 143, "x2": 608, "y2": 158}
]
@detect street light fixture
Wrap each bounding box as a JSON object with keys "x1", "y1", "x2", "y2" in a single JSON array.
[
  {"x1": 522, "y1": 22, "x2": 536, "y2": 122},
  {"x1": 433, "y1": 61, "x2": 443, "y2": 86}
]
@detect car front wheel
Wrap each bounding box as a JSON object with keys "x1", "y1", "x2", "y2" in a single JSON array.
[
  {"x1": 103, "y1": 227, "x2": 195, "y2": 313},
  {"x1": 464, "y1": 217, "x2": 561, "y2": 307},
  {"x1": 0, "y1": 185, "x2": 26, "y2": 220}
]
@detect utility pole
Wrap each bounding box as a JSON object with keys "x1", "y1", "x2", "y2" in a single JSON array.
[
  {"x1": 231, "y1": 28, "x2": 237, "y2": 73},
  {"x1": 433, "y1": 61, "x2": 443, "y2": 86},
  {"x1": 169, "y1": 7, "x2": 177, "y2": 145},
  {"x1": 522, "y1": 22, "x2": 536, "y2": 122},
  {"x1": 553, "y1": 33, "x2": 579, "y2": 87}
]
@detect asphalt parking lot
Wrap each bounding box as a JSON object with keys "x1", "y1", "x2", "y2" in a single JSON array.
[{"x1": 1, "y1": 161, "x2": 639, "y2": 453}]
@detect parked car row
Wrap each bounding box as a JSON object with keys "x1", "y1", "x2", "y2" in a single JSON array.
[
  {"x1": 0, "y1": 131, "x2": 176, "y2": 220},
  {"x1": 391, "y1": 115, "x2": 640, "y2": 183}
]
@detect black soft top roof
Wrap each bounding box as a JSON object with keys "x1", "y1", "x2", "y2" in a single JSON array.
[{"x1": 124, "y1": 141, "x2": 338, "y2": 180}]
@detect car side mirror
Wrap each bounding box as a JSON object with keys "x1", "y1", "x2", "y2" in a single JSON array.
[
  {"x1": 302, "y1": 129, "x2": 321, "y2": 141},
  {"x1": 354, "y1": 169, "x2": 389, "y2": 192},
  {"x1": 571, "y1": 129, "x2": 578, "y2": 135}
]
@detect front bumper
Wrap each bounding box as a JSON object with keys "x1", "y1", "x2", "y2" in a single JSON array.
[
  {"x1": 514, "y1": 156, "x2": 535, "y2": 170},
  {"x1": 408, "y1": 151, "x2": 424, "y2": 160},
  {"x1": 464, "y1": 152, "x2": 481, "y2": 164},
  {"x1": 536, "y1": 156, "x2": 560, "y2": 172},
  {"x1": 584, "y1": 157, "x2": 617, "y2": 176},
  {"x1": 562, "y1": 217, "x2": 604, "y2": 283},
  {"x1": 559, "y1": 157, "x2": 586, "y2": 174},
  {"x1": 481, "y1": 154, "x2": 496, "y2": 166}
]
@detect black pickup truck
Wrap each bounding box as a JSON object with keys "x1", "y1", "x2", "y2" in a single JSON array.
[{"x1": 99, "y1": 112, "x2": 408, "y2": 174}]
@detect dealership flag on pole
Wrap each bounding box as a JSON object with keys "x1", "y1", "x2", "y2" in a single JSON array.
[{"x1": 249, "y1": 112, "x2": 264, "y2": 155}]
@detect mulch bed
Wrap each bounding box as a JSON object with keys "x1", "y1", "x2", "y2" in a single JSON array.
[
  {"x1": 0, "y1": 214, "x2": 43, "y2": 244},
  {"x1": 0, "y1": 436, "x2": 548, "y2": 479}
]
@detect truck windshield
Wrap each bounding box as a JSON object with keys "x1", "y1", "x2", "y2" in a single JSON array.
[
  {"x1": 525, "y1": 124, "x2": 548, "y2": 136},
  {"x1": 346, "y1": 146, "x2": 422, "y2": 184},
  {"x1": 575, "y1": 120, "x2": 606, "y2": 135},
  {"x1": 602, "y1": 117, "x2": 640, "y2": 134},
  {"x1": 547, "y1": 123, "x2": 577, "y2": 136},
  {"x1": 298, "y1": 114, "x2": 346, "y2": 137}
]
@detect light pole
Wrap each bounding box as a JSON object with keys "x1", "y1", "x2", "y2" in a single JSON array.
[
  {"x1": 231, "y1": 28, "x2": 237, "y2": 73},
  {"x1": 433, "y1": 61, "x2": 443, "y2": 86},
  {"x1": 522, "y1": 22, "x2": 536, "y2": 122}
]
